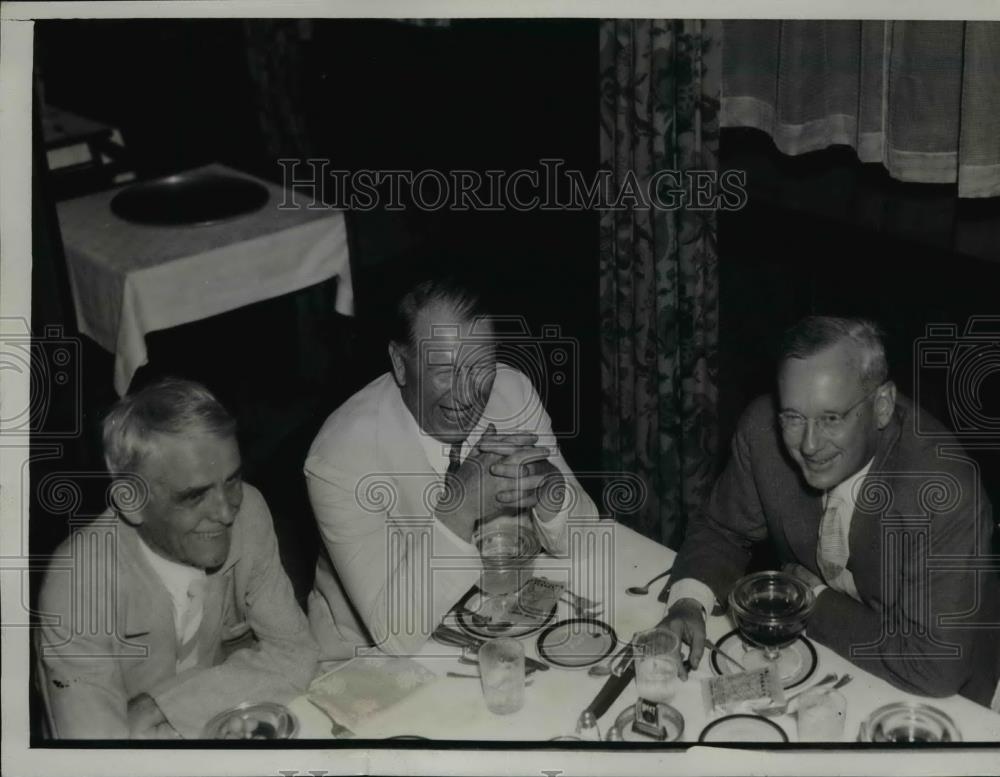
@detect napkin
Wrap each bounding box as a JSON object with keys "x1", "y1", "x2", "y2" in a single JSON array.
[{"x1": 307, "y1": 656, "x2": 438, "y2": 730}]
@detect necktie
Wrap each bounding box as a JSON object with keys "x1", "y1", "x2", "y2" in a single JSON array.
[
  {"x1": 176, "y1": 577, "x2": 206, "y2": 671},
  {"x1": 446, "y1": 441, "x2": 463, "y2": 475},
  {"x1": 817, "y1": 495, "x2": 850, "y2": 585}
]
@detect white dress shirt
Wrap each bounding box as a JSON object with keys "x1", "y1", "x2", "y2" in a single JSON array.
[
  {"x1": 136, "y1": 535, "x2": 207, "y2": 670},
  {"x1": 666, "y1": 459, "x2": 874, "y2": 614}
]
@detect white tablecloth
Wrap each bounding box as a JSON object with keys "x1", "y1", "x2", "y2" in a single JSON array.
[
  {"x1": 56, "y1": 163, "x2": 352, "y2": 395},
  {"x1": 290, "y1": 522, "x2": 1000, "y2": 743}
]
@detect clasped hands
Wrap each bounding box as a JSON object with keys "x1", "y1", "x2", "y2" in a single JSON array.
[{"x1": 436, "y1": 423, "x2": 564, "y2": 543}]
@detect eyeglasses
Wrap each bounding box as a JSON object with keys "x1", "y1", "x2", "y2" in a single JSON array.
[{"x1": 777, "y1": 388, "x2": 880, "y2": 436}]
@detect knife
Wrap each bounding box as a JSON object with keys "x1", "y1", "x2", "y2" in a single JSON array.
[
  {"x1": 583, "y1": 662, "x2": 636, "y2": 719},
  {"x1": 580, "y1": 640, "x2": 635, "y2": 719}
]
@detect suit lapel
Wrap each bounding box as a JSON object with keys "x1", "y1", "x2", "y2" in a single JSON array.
[
  {"x1": 117, "y1": 525, "x2": 181, "y2": 681},
  {"x1": 845, "y1": 406, "x2": 903, "y2": 598},
  {"x1": 779, "y1": 487, "x2": 824, "y2": 571},
  {"x1": 376, "y1": 377, "x2": 440, "y2": 518}
]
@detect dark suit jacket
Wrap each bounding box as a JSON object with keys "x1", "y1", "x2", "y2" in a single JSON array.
[
  {"x1": 38, "y1": 485, "x2": 318, "y2": 738},
  {"x1": 671, "y1": 394, "x2": 999, "y2": 706}
]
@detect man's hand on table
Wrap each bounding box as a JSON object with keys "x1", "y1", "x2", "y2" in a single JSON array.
[
  {"x1": 657, "y1": 598, "x2": 707, "y2": 681},
  {"x1": 127, "y1": 693, "x2": 181, "y2": 739},
  {"x1": 435, "y1": 424, "x2": 555, "y2": 542}
]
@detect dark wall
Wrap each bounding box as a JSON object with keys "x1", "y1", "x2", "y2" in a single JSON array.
[{"x1": 33, "y1": 19, "x2": 602, "y2": 598}]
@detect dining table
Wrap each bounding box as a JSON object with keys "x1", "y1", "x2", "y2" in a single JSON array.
[
  {"x1": 55, "y1": 162, "x2": 352, "y2": 396},
  {"x1": 288, "y1": 520, "x2": 1000, "y2": 744}
]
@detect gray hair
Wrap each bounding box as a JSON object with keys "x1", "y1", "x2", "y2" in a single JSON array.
[
  {"x1": 389, "y1": 276, "x2": 490, "y2": 349},
  {"x1": 778, "y1": 316, "x2": 889, "y2": 389},
  {"x1": 102, "y1": 378, "x2": 236, "y2": 475}
]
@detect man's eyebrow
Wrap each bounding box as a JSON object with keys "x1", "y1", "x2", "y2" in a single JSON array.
[
  {"x1": 173, "y1": 467, "x2": 242, "y2": 500},
  {"x1": 174, "y1": 483, "x2": 211, "y2": 501}
]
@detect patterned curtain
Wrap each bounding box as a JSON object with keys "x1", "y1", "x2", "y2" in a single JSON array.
[
  {"x1": 599, "y1": 20, "x2": 721, "y2": 548},
  {"x1": 243, "y1": 20, "x2": 315, "y2": 162}
]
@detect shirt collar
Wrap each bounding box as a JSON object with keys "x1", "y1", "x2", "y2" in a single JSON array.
[
  {"x1": 135, "y1": 533, "x2": 206, "y2": 605},
  {"x1": 826, "y1": 457, "x2": 875, "y2": 511}
]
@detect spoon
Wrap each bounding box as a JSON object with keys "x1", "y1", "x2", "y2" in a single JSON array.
[{"x1": 626, "y1": 567, "x2": 673, "y2": 596}]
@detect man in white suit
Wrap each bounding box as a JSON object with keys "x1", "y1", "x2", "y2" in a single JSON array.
[{"x1": 306, "y1": 277, "x2": 598, "y2": 658}]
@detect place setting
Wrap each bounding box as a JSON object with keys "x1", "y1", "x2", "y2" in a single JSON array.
[{"x1": 708, "y1": 570, "x2": 820, "y2": 690}]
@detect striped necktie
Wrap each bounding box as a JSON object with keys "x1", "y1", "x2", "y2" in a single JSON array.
[
  {"x1": 816, "y1": 495, "x2": 850, "y2": 585},
  {"x1": 446, "y1": 441, "x2": 463, "y2": 475},
  {"x1": 176, "y1": 577, "x2": 206, "y2": 671}
]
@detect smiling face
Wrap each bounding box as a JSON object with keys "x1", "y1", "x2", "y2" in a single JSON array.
[
  {"x1": 777, "y1": 340, "x2": 894, "y2": 491},
  {"x1": 389, "y1": 300, "x2": 498, "y2": 444},
  {"x1": 130, "y1": 431, "x2": 243, "y2": 570}
]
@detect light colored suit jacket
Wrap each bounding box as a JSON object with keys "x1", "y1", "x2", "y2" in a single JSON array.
[
  {"x1": 37, "y1": 484, "x2": 318, "y2": 739},
  {"x1": 305, "y1": 366, "x2": 599, "y2": 658}
]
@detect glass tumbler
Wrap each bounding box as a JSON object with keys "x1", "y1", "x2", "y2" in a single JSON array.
[
  {"x1": 478, "y1": 637, "x2": 526, "y2": 714},
  {"x1": 796, "y1": 690, "x2": 847, "y2": 741},
  {"x1": 633, "y1": 628, "x2": 682, "y2": 703}
]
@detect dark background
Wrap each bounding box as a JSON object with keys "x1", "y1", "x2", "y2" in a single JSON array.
[{"x1": 31, "y1": 18, "x2": 1000, "y2": 605}]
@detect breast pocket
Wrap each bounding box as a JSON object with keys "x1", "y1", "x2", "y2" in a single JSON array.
[{"x1": 219, "y1": 572, "x2": 255, "y2": 655}]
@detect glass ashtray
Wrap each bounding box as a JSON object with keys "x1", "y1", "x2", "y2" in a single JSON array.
[
  {"x1": 858, "y1": 702, "x2": 961, "y2": 743},
  {"x1": 613, "y1": 702, "x2": 685, "y2": 742},
  {"x1": 202, "y1": 701, "x2": 298, "y2": 739}
]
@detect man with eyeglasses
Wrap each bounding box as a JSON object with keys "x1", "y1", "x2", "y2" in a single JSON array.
[{"x1": 658, "y1": 316, "x2": 998, "y2": 706}]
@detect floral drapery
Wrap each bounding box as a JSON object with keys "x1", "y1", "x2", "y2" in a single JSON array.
[
  {"x1": 599, "y1": 20, "x2": 722, "y2": 548},
  {"x1": 722, "y1": 21, "x2": 1000, "y2": 198},
  {"x1": 243, "y1": 20, "x2": 316, "y2": 162}
]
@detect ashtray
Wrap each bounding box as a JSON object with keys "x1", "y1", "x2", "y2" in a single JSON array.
[
  {"x1": 858, "y1": 702, "x2": 961, "y2": 742},
  {"x1": 201, "y1": 701, "x2": 298, "y2": 739},
  {"x1": 613, "y1": 702, "x2": 684, "y2": 742}
]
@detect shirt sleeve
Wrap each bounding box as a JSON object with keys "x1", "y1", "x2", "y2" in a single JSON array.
[{"x1": 665, "y1": 577, "x2": 717, "y2": 615}]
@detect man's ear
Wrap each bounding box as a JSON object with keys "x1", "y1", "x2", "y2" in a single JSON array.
[
  {"x1": 388, "y1": 340, "x2": 408, "y2": 387},
  {"x1": 874, "y1": 381, "x2": 897, "y2": 429},
  {"x1": 109, "y1": 475, "x2": 145, "y2": 527}
]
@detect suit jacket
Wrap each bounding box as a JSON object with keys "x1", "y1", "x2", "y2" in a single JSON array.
[
  {"x1": 305, "y1": 366, "x2": 599, "y2": 658},
  {"x1": 37, "y1": 484, "x2": 318, "y2": 739},
  {"x1": 671, "y1": 394, "x2": 999, "y2": 706}
]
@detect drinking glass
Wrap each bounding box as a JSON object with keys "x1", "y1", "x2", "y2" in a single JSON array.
[
  {"x1": 795, "y1": 690, "x2": 847, "y2": 741},
  {"x1": 478, "y1": 637, "x2": 525, "y2": 714},
  {"x1": 477, "y1": 518, "x2": 537, "y2": 596},
  {"x1": 633, "y1": 628, "x2": 682, "y2": 702}
]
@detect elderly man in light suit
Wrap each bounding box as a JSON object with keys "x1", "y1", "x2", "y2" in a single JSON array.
[
  {"x1": 37, "y1": 379, "x2": 318, "y2": 739},
  {"x1": 306, "y1": 277, "x2": 598, "y2": 658}
]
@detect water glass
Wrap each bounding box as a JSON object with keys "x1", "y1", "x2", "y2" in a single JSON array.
[
  {"x1": 633, "y1": 628, "x2": 682, "y2": 702},
  {"x1": 478, "y1": 637, "x2": 525, "y2": 714},
  {"x1": 796, "y1": 689, "x2": 847, "y2": 741}
]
